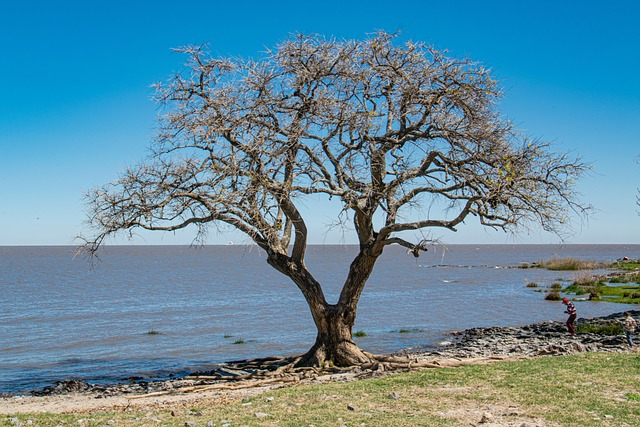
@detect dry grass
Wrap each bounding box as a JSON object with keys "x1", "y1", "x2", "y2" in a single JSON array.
[{"x1": 539, "y1": 257, "x2": 602, "y2": 271}]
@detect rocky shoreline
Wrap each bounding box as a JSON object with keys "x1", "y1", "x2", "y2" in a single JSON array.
[
  {"x1": 4, "y1": 310, "x2": 639, "y2": 401},
  {"x1": 397, "y1": 310, "x2": 640, "y2": 359}
]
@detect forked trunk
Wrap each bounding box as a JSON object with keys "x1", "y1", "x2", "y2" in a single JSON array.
[{"x1": 267, "y1": 248, "x2": 380, "y2": 367}]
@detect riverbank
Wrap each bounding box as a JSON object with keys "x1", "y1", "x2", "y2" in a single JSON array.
[
  {"x1": 397, "y1": 310, "x2": 640, "y2": 359},
  {"x1": 2, "y1": 310, "x2": 638, "y2": 416}
]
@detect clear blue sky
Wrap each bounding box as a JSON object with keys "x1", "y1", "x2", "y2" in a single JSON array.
[{"x1": 1, "y1": 0, "x2": 639, "y2": 246}]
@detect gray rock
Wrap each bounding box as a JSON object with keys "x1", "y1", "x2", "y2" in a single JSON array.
[
  {"x1": 479, "y1": 412, "x2": 495, "y2": 423},
  {"x1": 397, "y1": 311, "x2": 639, "y2": 360},
  {"x1": 254, "y1": 412, "x2": 271, "y2": 418}
]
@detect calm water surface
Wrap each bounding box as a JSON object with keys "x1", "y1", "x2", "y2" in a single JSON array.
[{"x1": 1, "y1": 244, "x2": 638, "y2": 393}]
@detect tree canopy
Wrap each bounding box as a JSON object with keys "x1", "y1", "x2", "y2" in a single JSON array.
[{"x1": 82, "y1": 32, "x2": 589, "y2": 366}]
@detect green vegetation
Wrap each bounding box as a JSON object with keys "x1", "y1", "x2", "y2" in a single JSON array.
[
  {"x1": 391, "y1": 328, "x2": 423, "y2": 334},
  {"x1": 146, "y1": 330, "x2": 161, "y2": 335},
  {"x1": 627, "y1": 393, "x2": 640, "y2": 401},
  {"x1": 232, "y1": 338, "x2": 246, "y2": 345},
  {"x1": 564, "y1": 280, "x2": 640, "y2": 304},
  {"x1": 610, "y1": 259, "x2": 640, "y2": 271},
  {"x1": 526, "y1": 282, "x2": 539, "y2": 288},
  {"x1": 353, "y1": 330, "x2": 367, "y2": 337},
  {"x1": 526, "y1": 258, "x2": 640, "y2": 304},
  {"x1": 609, "y1": 272, "x2": 640, "y2": 285},
  {"x1": 8, "y1": 353, "x2": 639, "y2": 426},
  {"x1": 576, "y1": 320, "x2": 623, "y2": 335}
]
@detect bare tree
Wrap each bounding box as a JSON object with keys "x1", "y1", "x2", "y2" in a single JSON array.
[{"x1": 81, "y1": 32, "x2": 589, "y2": 366}]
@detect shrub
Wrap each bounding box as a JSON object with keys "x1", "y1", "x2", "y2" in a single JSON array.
[
  {"x1": 542, "y1": 257, "x2": 600, "y2": 271},
  {"x1": 550, "y1": 283, "x2": 563, "y2": 290},
  {"x1": 632, "y1": 292, "x2": 640, "y2": 299},
  {"x1": 354, "y1": 330, "x2": 367, "y2": 337},
  {"x1": 586, "y1": 287, "x2": 601, "y2": 300},
  {"x1": 572, "y1": 271, "x2": 599, "y2": 287},
  {"x1": 233, "y1": 338, "x2": 246, "y2": 344},
  {"x1": 545, "y1": 292, "x2": 562, "y2": 301},
  {"x1": 526, "y1": 282, "x2": 539, "y2": 288}
]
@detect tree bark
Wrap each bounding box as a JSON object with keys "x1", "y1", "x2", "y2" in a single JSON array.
[
  {"x1": 297, "y1": 304, "x2": 371, "y2": 367},
  {"x1": 268, "y1": 247, "x2": 380, "y2": 367}
]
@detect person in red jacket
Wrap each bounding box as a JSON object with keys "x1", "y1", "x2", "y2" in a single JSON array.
[{"x1": 562, "y1": 298, "x2": 577, "y2": 335}]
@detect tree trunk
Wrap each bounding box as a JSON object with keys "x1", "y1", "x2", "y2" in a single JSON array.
[
  {"x1": 296, "y1": 304, "x2": 371, "y2": 367},
  {"x1": 267, "y1": 247, "x2": 380, "y2": 367},
  {"x1": 297, "y1": 250, "x2": 381, "y2": 367}
]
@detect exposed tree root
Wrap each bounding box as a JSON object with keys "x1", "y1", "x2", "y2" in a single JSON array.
[{"x1": 126, "y1": 353, "x2": 517, "y2": 400}]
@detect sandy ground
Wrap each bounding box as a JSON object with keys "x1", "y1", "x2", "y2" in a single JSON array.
[{"x1": 0, "y1": 383, "x2": 278, "y2": 415}]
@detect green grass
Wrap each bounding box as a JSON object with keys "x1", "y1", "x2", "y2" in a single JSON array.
[
  {"x1": 6, "y1": 353, "x2": 639, "y2": 426},
  {"x1": 353, "y1": 330, "x2": 367, "y2": 337},
  {"x1": 146, "y1": 330, "x2": 161, "y2": 335},
  {"x1": 530, "y1": 258, "x2": 640, "y2": 304},
  {"x1": 610, "y1": 260, "x2": 640, "y2": 271},
  {"x1": 564, "y1": 281, "x2": 640, "y2": 304},
  {"x1": 576, "y1": 321, "x2": 624, "y2": 335}
]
